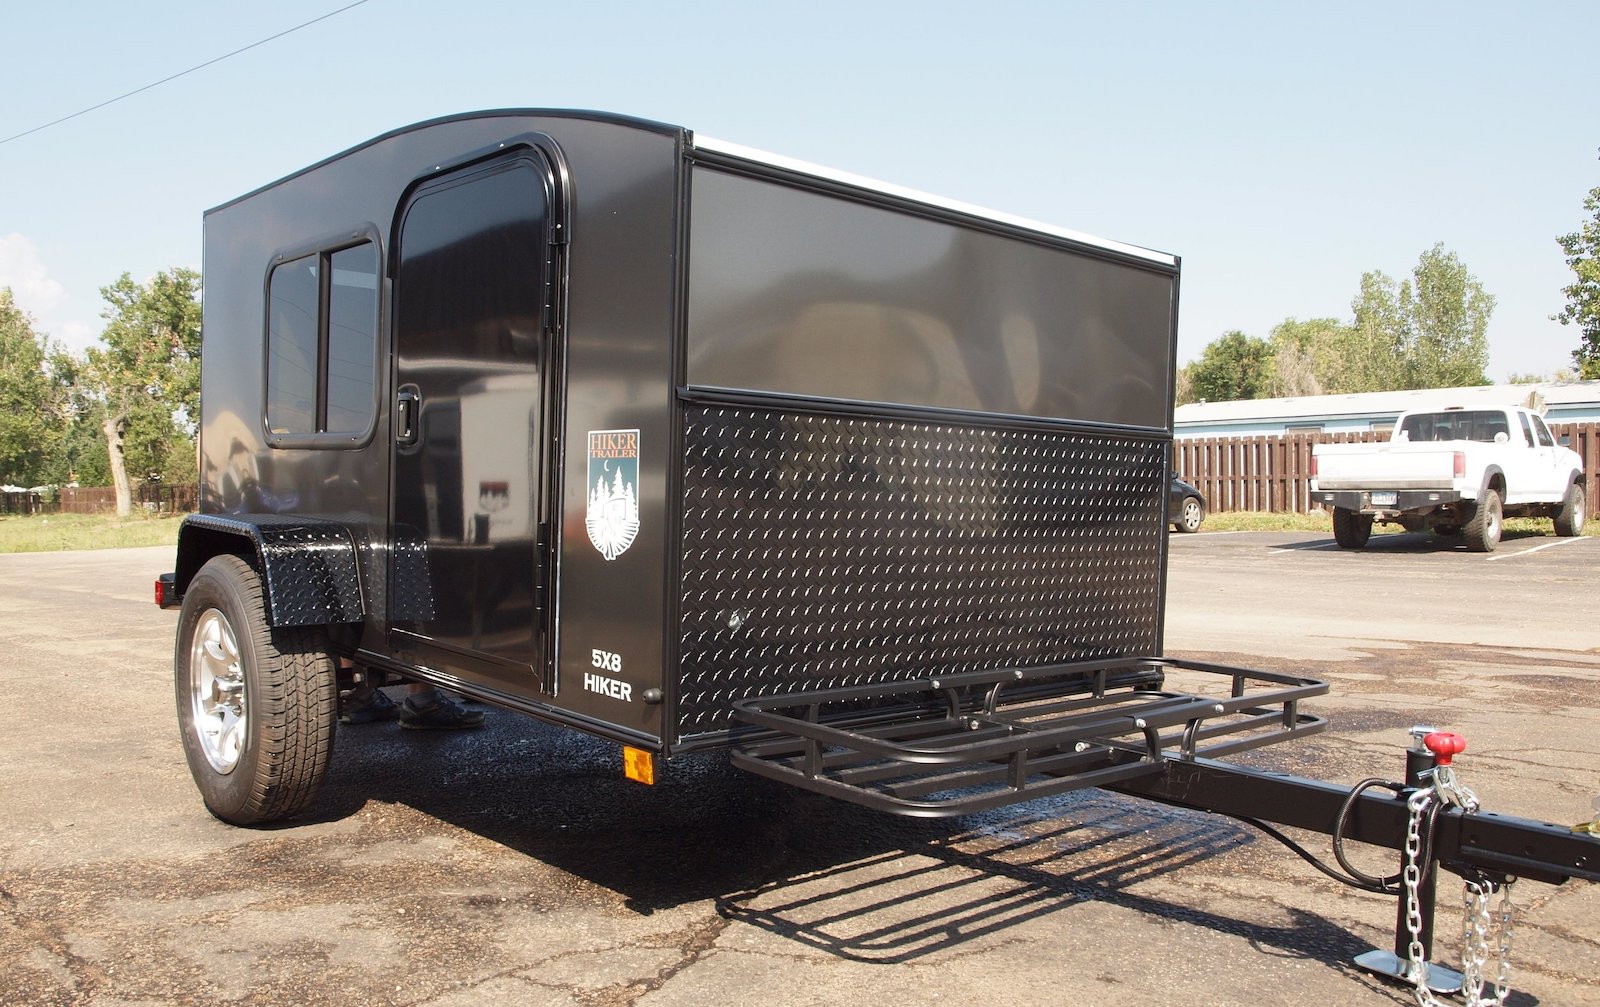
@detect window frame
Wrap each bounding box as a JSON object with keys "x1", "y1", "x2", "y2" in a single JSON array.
[{"x1": 262, "y1": 225, "x2": 383, "y2": 449}]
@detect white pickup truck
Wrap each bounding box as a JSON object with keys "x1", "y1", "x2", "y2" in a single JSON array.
[{"x1": 1311, "y1": 405, "x2": 1586, "y2": 551}]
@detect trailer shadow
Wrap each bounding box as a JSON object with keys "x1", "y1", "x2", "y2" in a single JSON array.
[{"x1": 302, "y1": 711, "x2": 1502, "y2": 998}]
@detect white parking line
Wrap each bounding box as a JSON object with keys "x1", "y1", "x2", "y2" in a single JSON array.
[{"x1": 1485, "y1": 536, "x2": 1596, "y2": 561}]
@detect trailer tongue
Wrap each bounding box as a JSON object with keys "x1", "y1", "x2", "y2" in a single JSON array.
[{"x1": 729, "y1": 662, "x2": 1597, "y2": 1004}]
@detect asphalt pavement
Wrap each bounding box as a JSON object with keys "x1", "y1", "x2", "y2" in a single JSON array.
[{"x1": 1, "y1": 533, "x2": 1596, "y2": 1006}]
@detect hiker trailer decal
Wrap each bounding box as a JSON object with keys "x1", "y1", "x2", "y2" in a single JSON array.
[{"x1": 586, "y1": 429, "x2": 641, "y2": 561}]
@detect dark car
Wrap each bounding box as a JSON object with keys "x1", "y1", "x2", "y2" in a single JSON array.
[{"x1": 1170, "y1": 475, "x2": 1205, "y2": 533}]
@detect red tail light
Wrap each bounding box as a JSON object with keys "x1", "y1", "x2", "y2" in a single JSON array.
[
  {"x1": 1309, "y1": 455, "x2": 1318, "y2": 479},
  {"x1": 1453, "y1": 451, "x2": 1465, "y2": 479}
]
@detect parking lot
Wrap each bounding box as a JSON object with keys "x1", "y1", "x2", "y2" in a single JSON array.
[{"x1": 2, "y1": 534, "x2": 1597, "y2": 1006}]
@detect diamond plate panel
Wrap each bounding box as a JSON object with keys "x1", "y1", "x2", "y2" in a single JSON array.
[
  {"x1": 181, "y1": 513, "x2": 365, "y2": 626},
  {"x1": 677, "y1": 405, "x2": 1167, "y2": 737}
]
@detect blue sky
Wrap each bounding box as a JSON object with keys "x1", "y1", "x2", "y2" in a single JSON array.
[{"x1": 1, "y1": 1, "x2": 1593, "y2": 380}]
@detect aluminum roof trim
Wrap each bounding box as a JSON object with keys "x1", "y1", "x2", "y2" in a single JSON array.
[{"x1": 693, "y1": 135, "x2": 1176, "y2": 268}]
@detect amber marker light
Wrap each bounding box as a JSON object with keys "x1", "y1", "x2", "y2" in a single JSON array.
[{"x1": 623, "y1": 746, "x2": 657, "y2": 785}]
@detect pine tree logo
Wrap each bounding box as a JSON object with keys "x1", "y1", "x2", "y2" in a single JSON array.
[{"x1": 585, "y1": 429, "x2": 641, "y2": 561}]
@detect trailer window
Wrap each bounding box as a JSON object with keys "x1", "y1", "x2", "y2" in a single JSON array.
[
  {"x1": 265, "y1": 239, "x2": 379, "y2": 443},
  {"x1": 325, "y1": 243, "x2": 380, "y2": 432},
  {"x1": 266, "y1": 255, "x2": 319, "y2": 435}
]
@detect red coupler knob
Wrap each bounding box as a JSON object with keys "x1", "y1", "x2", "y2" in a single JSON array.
[{"x1": 1424, "y1": 731, "x2": 1467, "y2": 766}]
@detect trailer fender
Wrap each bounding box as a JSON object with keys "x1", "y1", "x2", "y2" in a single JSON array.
[{"x1": 174, "y1": 514, "x2": 364, "y2": 627}]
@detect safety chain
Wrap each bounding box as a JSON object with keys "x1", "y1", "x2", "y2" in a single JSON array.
[{"x1": 1403, "y1": 764, "x2": 1517, "y2": 1007}]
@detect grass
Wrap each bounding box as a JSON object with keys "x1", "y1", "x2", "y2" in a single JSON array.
[
  {"x1": 1199, "y1": 510, "x2": 1334, "y2": 533},
  {"x1": 0, "y1": 511, "x2": 185, "y2": 553}
]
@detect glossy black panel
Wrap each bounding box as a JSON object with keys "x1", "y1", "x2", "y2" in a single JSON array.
[
  {"x1": 687, "y1": 168, "x2": 1174, "y2": 429},
  {"x1": 677, "y1": 402, "x2": 1167, "y2": 738},
  {"x1": 545, "y1": 125, "x2": 680, "y2": 740},
  {"x1": 391, "y1": 158, "x2": 548, "y2": 671}
]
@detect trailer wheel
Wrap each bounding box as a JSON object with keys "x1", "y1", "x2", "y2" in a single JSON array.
[
  {"x1": 174, "y1": 555, "x2": 337, "y2": 825},
  {"x1": 1173, "y1": 495, "x2": 1205, "y2": 533},
  {"x1": 1462, "y1": 488, "x2": 1502, "y2": 553},
  {"x1": 1331, "y1": 508, "x2": 1372, "y2": 549},
  {"x1": 1554, "y1": 482, "x2": 1585, "y2": 537}
]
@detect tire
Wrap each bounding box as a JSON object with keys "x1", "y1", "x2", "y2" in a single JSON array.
[
  {"x1": 1331, "y1": 507, "x2": 1372, "y2": 549},
  {"x1": 174, "y1": 555, "x2": 337, "y2": 825},
  {"x1": 1462, "y1": 488, "x2": 1503, "y2": 553},
  {"x1": 1174, "y1": 495, "x2": 1205, "y2": 533},
  {"x1": 1554, "y1": 482, "x2": 1585, "y2": 537}
]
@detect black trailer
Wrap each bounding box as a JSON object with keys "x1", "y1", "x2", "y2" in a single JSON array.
[{"x1": 163, "y1": 110, "x2": 1597, "y2": 1002}]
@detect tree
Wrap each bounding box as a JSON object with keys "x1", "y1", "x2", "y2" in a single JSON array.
[
  {"x1": 1555, "y1": 174, "x2": 1600, "y2": 379},
  {"x1": 0, "y1": 289, "x2": 71, "y2": 487},
  {"x1": 1173, "y1": 365, "x2": 1196, "y2": 407},
  {"x1": 1348, "y1": 246, "x2": 1492, "y2": 391},
  {"x1": 1186, "y1": 330, "x2": 1274, "y2": 403},
  {"x1": 1403, "y1": 243, "x2": 1493, "y2": 388},
  {"x1": 84, "y1": 269, "x2": 201, "y2": 516},
  {"x1": 1346, "y1": 270, "x2": 1407, "y2": 393},
  {"x1": 1267, "y1": 317, "x2": 1355, "y2": 397}
]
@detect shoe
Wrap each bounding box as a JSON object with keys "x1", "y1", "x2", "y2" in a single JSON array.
[
  {"x1": 399, "y1": 689, "x2": 485, "y2": 730},
  {"x1": 340, "y1": 682, "x2": 399, "y2": 724}
]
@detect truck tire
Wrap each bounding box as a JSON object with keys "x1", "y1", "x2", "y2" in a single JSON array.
[
  {"x1": 1174, "y1": 495, "x2": 1205, "y2": 533},
  {"x1": 1554, "y1": 482, "x2": 1585, "y2": 537},
  {"x1": 1331, "y1": 507, "x2": 1372, "y2": 549},
  {"x1": 174, "y1": 555, "x2": 337, "y2": 825},
  {"x1": 1462, "y1": 488, "x2": 1503, "y2": 553}
]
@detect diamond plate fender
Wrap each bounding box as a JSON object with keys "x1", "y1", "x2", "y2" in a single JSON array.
[{"x1": 174, "y1": 514, "x2": 365, "y2": 627}]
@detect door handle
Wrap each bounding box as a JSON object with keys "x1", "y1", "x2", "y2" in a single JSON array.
[{"x1": 396, "y1": 386, "x2": 420, "y2": 446}]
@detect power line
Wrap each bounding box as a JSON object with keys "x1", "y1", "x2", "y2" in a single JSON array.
[{"x1": 0, "y1": 1, "x2": 373, "y2": 147}]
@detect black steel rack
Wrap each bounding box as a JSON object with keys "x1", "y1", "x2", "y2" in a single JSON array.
[{"x1": 731, "y1": 657, "x2": 1329, "y2": 817}]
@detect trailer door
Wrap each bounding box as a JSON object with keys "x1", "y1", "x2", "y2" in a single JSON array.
[{"x1": 388, "y1": 152, "x2": 559, "y2": 690}]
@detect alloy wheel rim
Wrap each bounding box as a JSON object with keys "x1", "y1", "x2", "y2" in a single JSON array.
[
  {"x1": 1183, "y1": 499, "x2": 1201, "y2": 529},
  {"x1": 190, "y1": 608, "x2": 246, "y2": 774}
]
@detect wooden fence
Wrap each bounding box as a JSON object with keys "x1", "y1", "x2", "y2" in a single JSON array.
[
  {"x1": 1175, "y1": 422, "x2": 1600, "y2": 514},
  {"x1": 1, "y1": 483, "x2": 200, "y2": 516}
]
